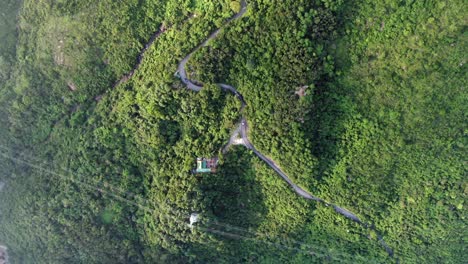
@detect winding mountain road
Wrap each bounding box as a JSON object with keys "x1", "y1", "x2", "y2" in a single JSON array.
[
  {"x1": 175, "y1": 0, "x2": 395, "y2": 259},
  {"x1": 177, "y1": 1, "x2": 248, "y2": 93},
  {"x1": 239, "y1": 118, "x2": 323, "y2": 202},
  {"x1": 176, "y1": 0, "x2": 356, "y2": 220}
]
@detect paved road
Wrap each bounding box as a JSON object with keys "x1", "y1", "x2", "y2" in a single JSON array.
[
  {"x1": 174, "y1": 1, "x2": 397, "y2": 259},
  {"x1": 175, "y1": 0, "x2": 361, "y2": 221},
  {"x1": 176, "y1": 1, "x2": 247, "y2": 92},
  {"x1": 222, "y1": 123, "x2": 242, "y2": 154},
  {"x1": 239, "y1": 118, "x2": 324, "y2": 202}
]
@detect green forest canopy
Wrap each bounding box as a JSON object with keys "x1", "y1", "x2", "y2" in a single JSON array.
[{"x1": 0, "y1": 0, "x2": 466, "y2": 263}]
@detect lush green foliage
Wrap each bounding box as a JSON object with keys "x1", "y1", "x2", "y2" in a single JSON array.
[
  {"x1": 0, "y1": 0, "x2": 19, "y2": 81},
  {"x1": 0, "y1": 0, "x2": 466, "y2": 263},
  {"x1": 312, "y1": 1, "x2": 467, "y2": 262}
]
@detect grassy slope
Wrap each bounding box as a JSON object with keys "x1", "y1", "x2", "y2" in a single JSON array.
[
  {"x1": 187, "y1": 0, "x2": 467, "y2": 262},
  {"x1": 313, "y1": 0, "x2": 467, "y2": 262},
  {"x1": 0, "y1": 0, "x2": 465, "y2": 263}
]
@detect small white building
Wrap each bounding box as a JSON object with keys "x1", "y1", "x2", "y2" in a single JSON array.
[{"x1": 189, "y1": 213, "x2": 199, "y2": 228}]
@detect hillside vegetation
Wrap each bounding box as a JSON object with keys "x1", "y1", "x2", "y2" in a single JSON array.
[{"x1": 0, "y1": 0, "x2": 466, "y2": 263}]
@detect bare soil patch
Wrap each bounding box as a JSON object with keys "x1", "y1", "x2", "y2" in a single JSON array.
[{"x1": 294, "y1": 85, "x2": 308, "y2": 97}]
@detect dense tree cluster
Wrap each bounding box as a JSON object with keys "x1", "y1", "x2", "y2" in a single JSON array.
[{"x1": 0, "y1": 0, "x2": 465, "y2": 263}]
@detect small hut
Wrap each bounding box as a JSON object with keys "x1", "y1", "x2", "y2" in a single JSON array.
[{"x1": 195, "y1": 157, "x2": 218, "y2": 173}]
